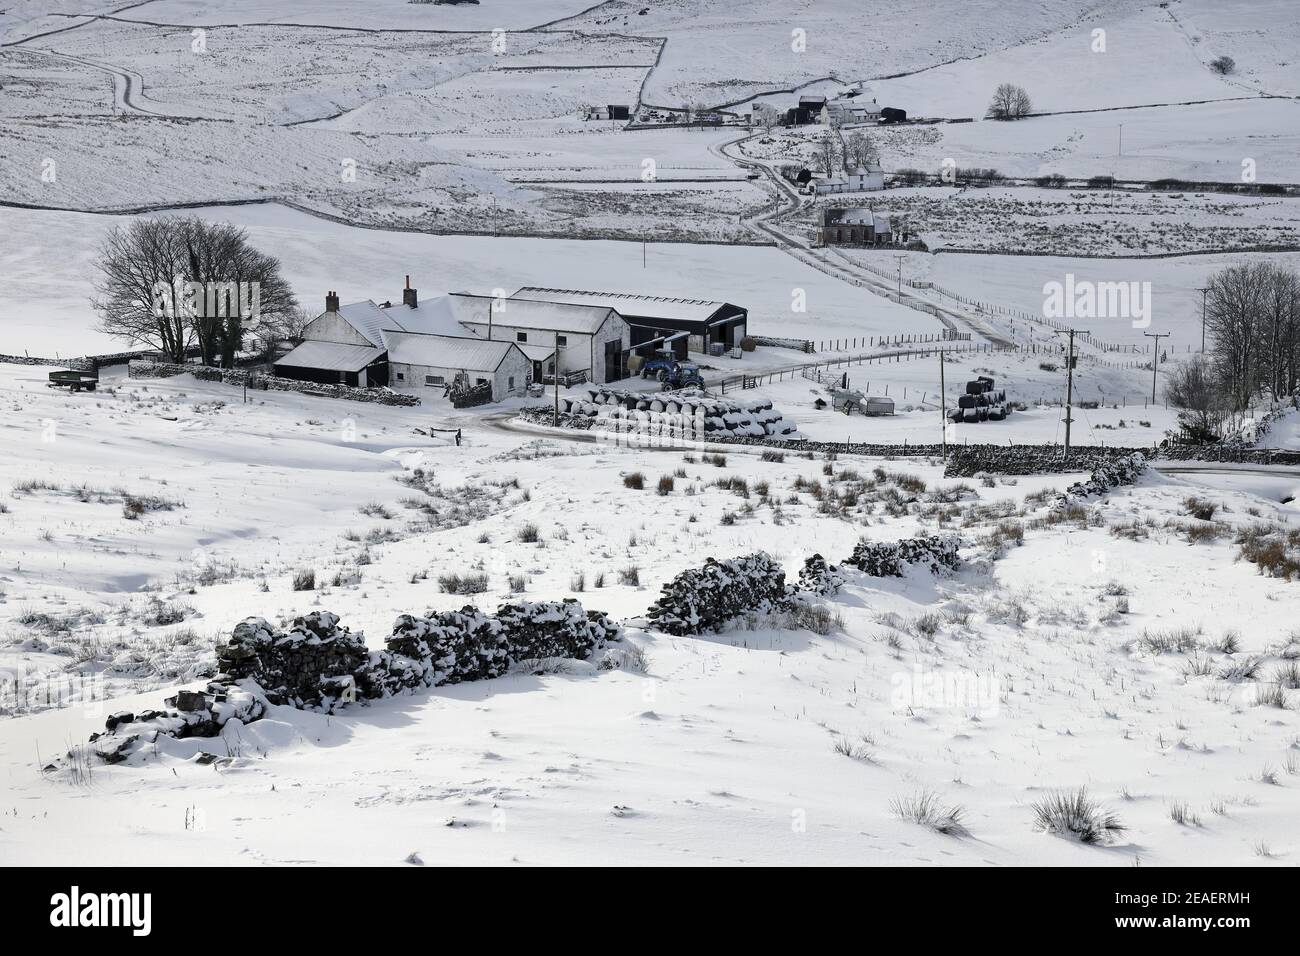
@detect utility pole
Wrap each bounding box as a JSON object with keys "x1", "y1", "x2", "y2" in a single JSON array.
[
  {"x1": 939, "y1": 348, "x2": 947, "y2": 460},
  {"x1": 1195, "y1": 286, "x2": 1209, "y2": 353},
  {"x1": 553, "y1": 331, "x2": 562, "y2": 426},
  {"x1": 1144, "y1": 331, "x2": 1168, "y2": 404},
  {"x1": 1053, "y1": 328, "x2": 1088, "y2": 460},
  {"x1": 894, "y1": 254, "x2": 904, "y2": 299}
]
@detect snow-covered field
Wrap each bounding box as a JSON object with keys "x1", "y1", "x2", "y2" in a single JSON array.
[{"x1": 2, "y1": 0, "x2": 1299, "y2": 872}]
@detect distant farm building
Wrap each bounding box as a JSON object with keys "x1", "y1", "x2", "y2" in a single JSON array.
[
  {"x1": 818, "y1": 208, "x2": 896, "y2": 246},
  {"x1": 813, "y1": 163, "x2": 885, "y2": 195},
  {"x1": 512, "y1": 287, "x2": 748, "y2": 358},
  {"x1": 784, "y1": 95, "x2": 826, "y2": 126},
  {"x1": 879, "y1": 106, "x2": 908, "y2": 124},
  {"x1": 585, "y1": 104, "x2": 631, "y2": 121},
  {"x1": 826, "y1": 96, "x2": 882, "y2": 124}
]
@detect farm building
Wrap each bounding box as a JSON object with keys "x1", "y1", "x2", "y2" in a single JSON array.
[
  {"x1": 879, "y1": 107, "x2": 907, "y2": 124},
  {"x1": 512, "y1": 287, "x2": 748, "y2": 357},
  {"x1": 826, "y1": 96, "x2": 882, "y2": 124},
  {"x1": 818, "y1": 208, "x2": 895, "y2": 246},
  {"x1": 274, "y1": 292, "x2": 396, "y2": 387},
  {"x1": 813, "y1": 164, "x2": 885, "y2": 195},
  {"x1": 386, "y1": 332, "x2": 530, "y2": 401},
  {"x1": 784, "y1": 95, "x2": 827, "y2": 126},
  {"x1": 448, "y1": 293, "x2": 629, "y2": 384},
  {"x1": 585, "y1": 104, "x2": 631, "y2": 121}
]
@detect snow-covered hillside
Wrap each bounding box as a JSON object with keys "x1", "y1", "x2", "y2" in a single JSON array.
[{"x1": 1, "y1": 0, "x2": 1299, "y2": 873}]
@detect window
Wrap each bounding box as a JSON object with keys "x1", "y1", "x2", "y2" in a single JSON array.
[
  {"x1": 476, "y1": 378, "x2": 488, "y2": 386},
  {"x1": 424, "y1": 374, "x2": 444, "y2": 386},
  {"x1": 516, "y1": 331, "x2": 527, "y2": 343},
  {"x1": 556, "y1": 335, "x2": 567, "y2": 347},
  {"x1": 507, "y1": 376, "x2": 515, "y2": 390},
  {"x1": 395, "y1": 371, "x2": 405, "y2": 382}
]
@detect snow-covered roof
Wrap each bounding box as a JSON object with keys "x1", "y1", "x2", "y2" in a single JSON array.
[
  {"x1": 275, "y1": 340, "x2": 385, "y2": 373},
  {"x1": 385, "y1": 331, "x2": 519, "y2": 372},
  {"x1": 335, "y1": 300, "x2": 409, "y2": 348},
  {"x1": 517, "y1": 343, "x2": 556, "y2": 361},
  {"x1": 825, "y1": 207, "x2": 887, "y2": 226},
  {"x1": 451, "y1": 293, "x2": 615, "y2": 334},
  {"x1": 512, "y1": 287, "x2": 730, "y2": 323}
]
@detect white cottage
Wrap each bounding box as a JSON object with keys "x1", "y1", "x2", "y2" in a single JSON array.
[{"x1": 386, "y1": 332, "x2": 530, "y2": 400}]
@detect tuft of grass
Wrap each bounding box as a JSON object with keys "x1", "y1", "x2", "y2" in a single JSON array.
[
  {"x1": 656, "y1": 474, "x2": 675, "y2": 496},
  {"x1": 1031, "y1": 788, "x2": 1125, "y2": 844},
  {"x1": 618, "y1": 565, "x2": 640, "y2": 587},
  {"x1": 517, "y1": 522, "x2": 541, "y2": 544},
  {"x1": 291, "y1": 568, "x2": 316, "y2": 591},
  {"x1": 890, "y1": 789, "x2": 967, "y2": 836},
  {"x1": 623, "y1": 472, "x2": 645, "y2": 490},
  {"x1": 438, "y1": 571, "x2": 489, "y2": 595},
  {"x1": 759, "y1": 450, "x2": 785, "y2": 463}
]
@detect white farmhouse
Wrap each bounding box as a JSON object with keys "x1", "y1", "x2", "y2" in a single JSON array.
[{"x1": 813, "y1": 164, "x2": 885, "y2": 195}]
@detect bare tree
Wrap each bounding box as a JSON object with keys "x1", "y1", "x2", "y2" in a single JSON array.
[
  {"x1": 988, "y1": 83, "x2": 1032, "y2": 120},
  {"x1": 814, "y1": 129, "x2": 838, "y2": 175},
  {"x1": 1165, "y1": 355, "x2": 1229, "y2": 443},
  {"x1": 93, "y1": 215, "x2": 297, "y2": 368},
  {"x1": 92, "y1": 218, "x2": 192, "y2": 362},
  {"x1": 844, "y1": 130, "x2": 878, "y2": 169}
]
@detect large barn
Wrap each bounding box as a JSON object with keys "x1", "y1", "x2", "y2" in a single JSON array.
[
  {"x1": 511, "y1": 287, "x2": 748, "y2": 358},
  {"x1": 447, "y1": 293, "x2": 629, "y2": 384}
]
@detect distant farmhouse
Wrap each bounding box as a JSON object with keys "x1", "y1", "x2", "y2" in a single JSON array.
[
  {"x1": 818, "y1": 208, "x2": 897, "y2": 246},
  {"x1": 825, "y1": 94, "x2": 882, "y2": 125},
  {"x1": 273, "y1": 279, "x2": 749, "y2": 401},
  {"x1": 813, "y1": 163, "x2": 885, "y2": 195}
]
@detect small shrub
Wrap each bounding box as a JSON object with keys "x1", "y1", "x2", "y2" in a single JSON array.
[
  {"x1": 656, "y1": 475, "x2": 675, "y2": 496},
  {"x1": 760, "y1": 450, "x2": 785, "y2": 463},
  {"x1": 517, "y1": 522, "x2": 541, "y2": 543},
  {"x1": 623, "y1": 472, "x2": 645, "y2": 490},
  {"x1": 890, "y1": 790, "x2": 967, "y2": 836},
  {"x1": 438, "y1": 571, "x2": 489, "y2": 595},
  {"x1": 619, "y1": 565, "x2": 640, "y2": 587},
  {"x1": 1030, "y1": 788, "x2": 1125, "y2": 844},
  {"x1": 508, "y1": 574, "x2": 527, "y2": 593}
]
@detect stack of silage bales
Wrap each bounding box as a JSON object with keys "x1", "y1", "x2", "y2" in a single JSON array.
[
  {"x1": 949, "y1": 375, "x2": 1010, "y2": 423},
  {"x1": 557, "y1": 387, "x2": 799, "y2": 440}
]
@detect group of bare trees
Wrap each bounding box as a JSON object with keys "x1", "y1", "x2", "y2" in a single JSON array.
[
  {"x1": 1168, "y1": 261, "x2": 1300, "y2": 440},
  {"x1": 988, "y1": 83, "x2": 1032, "y2": 120},
  {"x1": 93, "y1": 215, "x2": 299, "y2": 367},
  {"x1": 813, "y1": 129, "x2": 878, "y2": 176},
  {"x1": 1205, "y1": 262, "x2": 1300, "y2": 407}
]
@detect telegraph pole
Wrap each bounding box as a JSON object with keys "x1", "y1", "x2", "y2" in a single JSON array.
[
  {"x1": 1195, "y1": 286, "x2": 1209, "y2": 353},
  {"x1": 1144, "y1": 331, "x2": 1169, "y2": 404},
  {"x1": 939, "y1": 348, "x2": 947, "y2": 460},
  {"x1": 1053, "y1": 328, "x2": 1088, "y2": 460},
  {"x1": 894, "y1": 255, "x2": 904, "y2": 299},
  {"x1": 553, "y1": 331, "x2": 562, "y2": 426}
]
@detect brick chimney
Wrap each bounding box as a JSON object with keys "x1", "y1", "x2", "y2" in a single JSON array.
[
  {"x1": 402, "y1": 275, "x2": 418, "y2": 309},
  {"x1": 325, "y1": 290, "x2": 340, "y2": 313}
]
